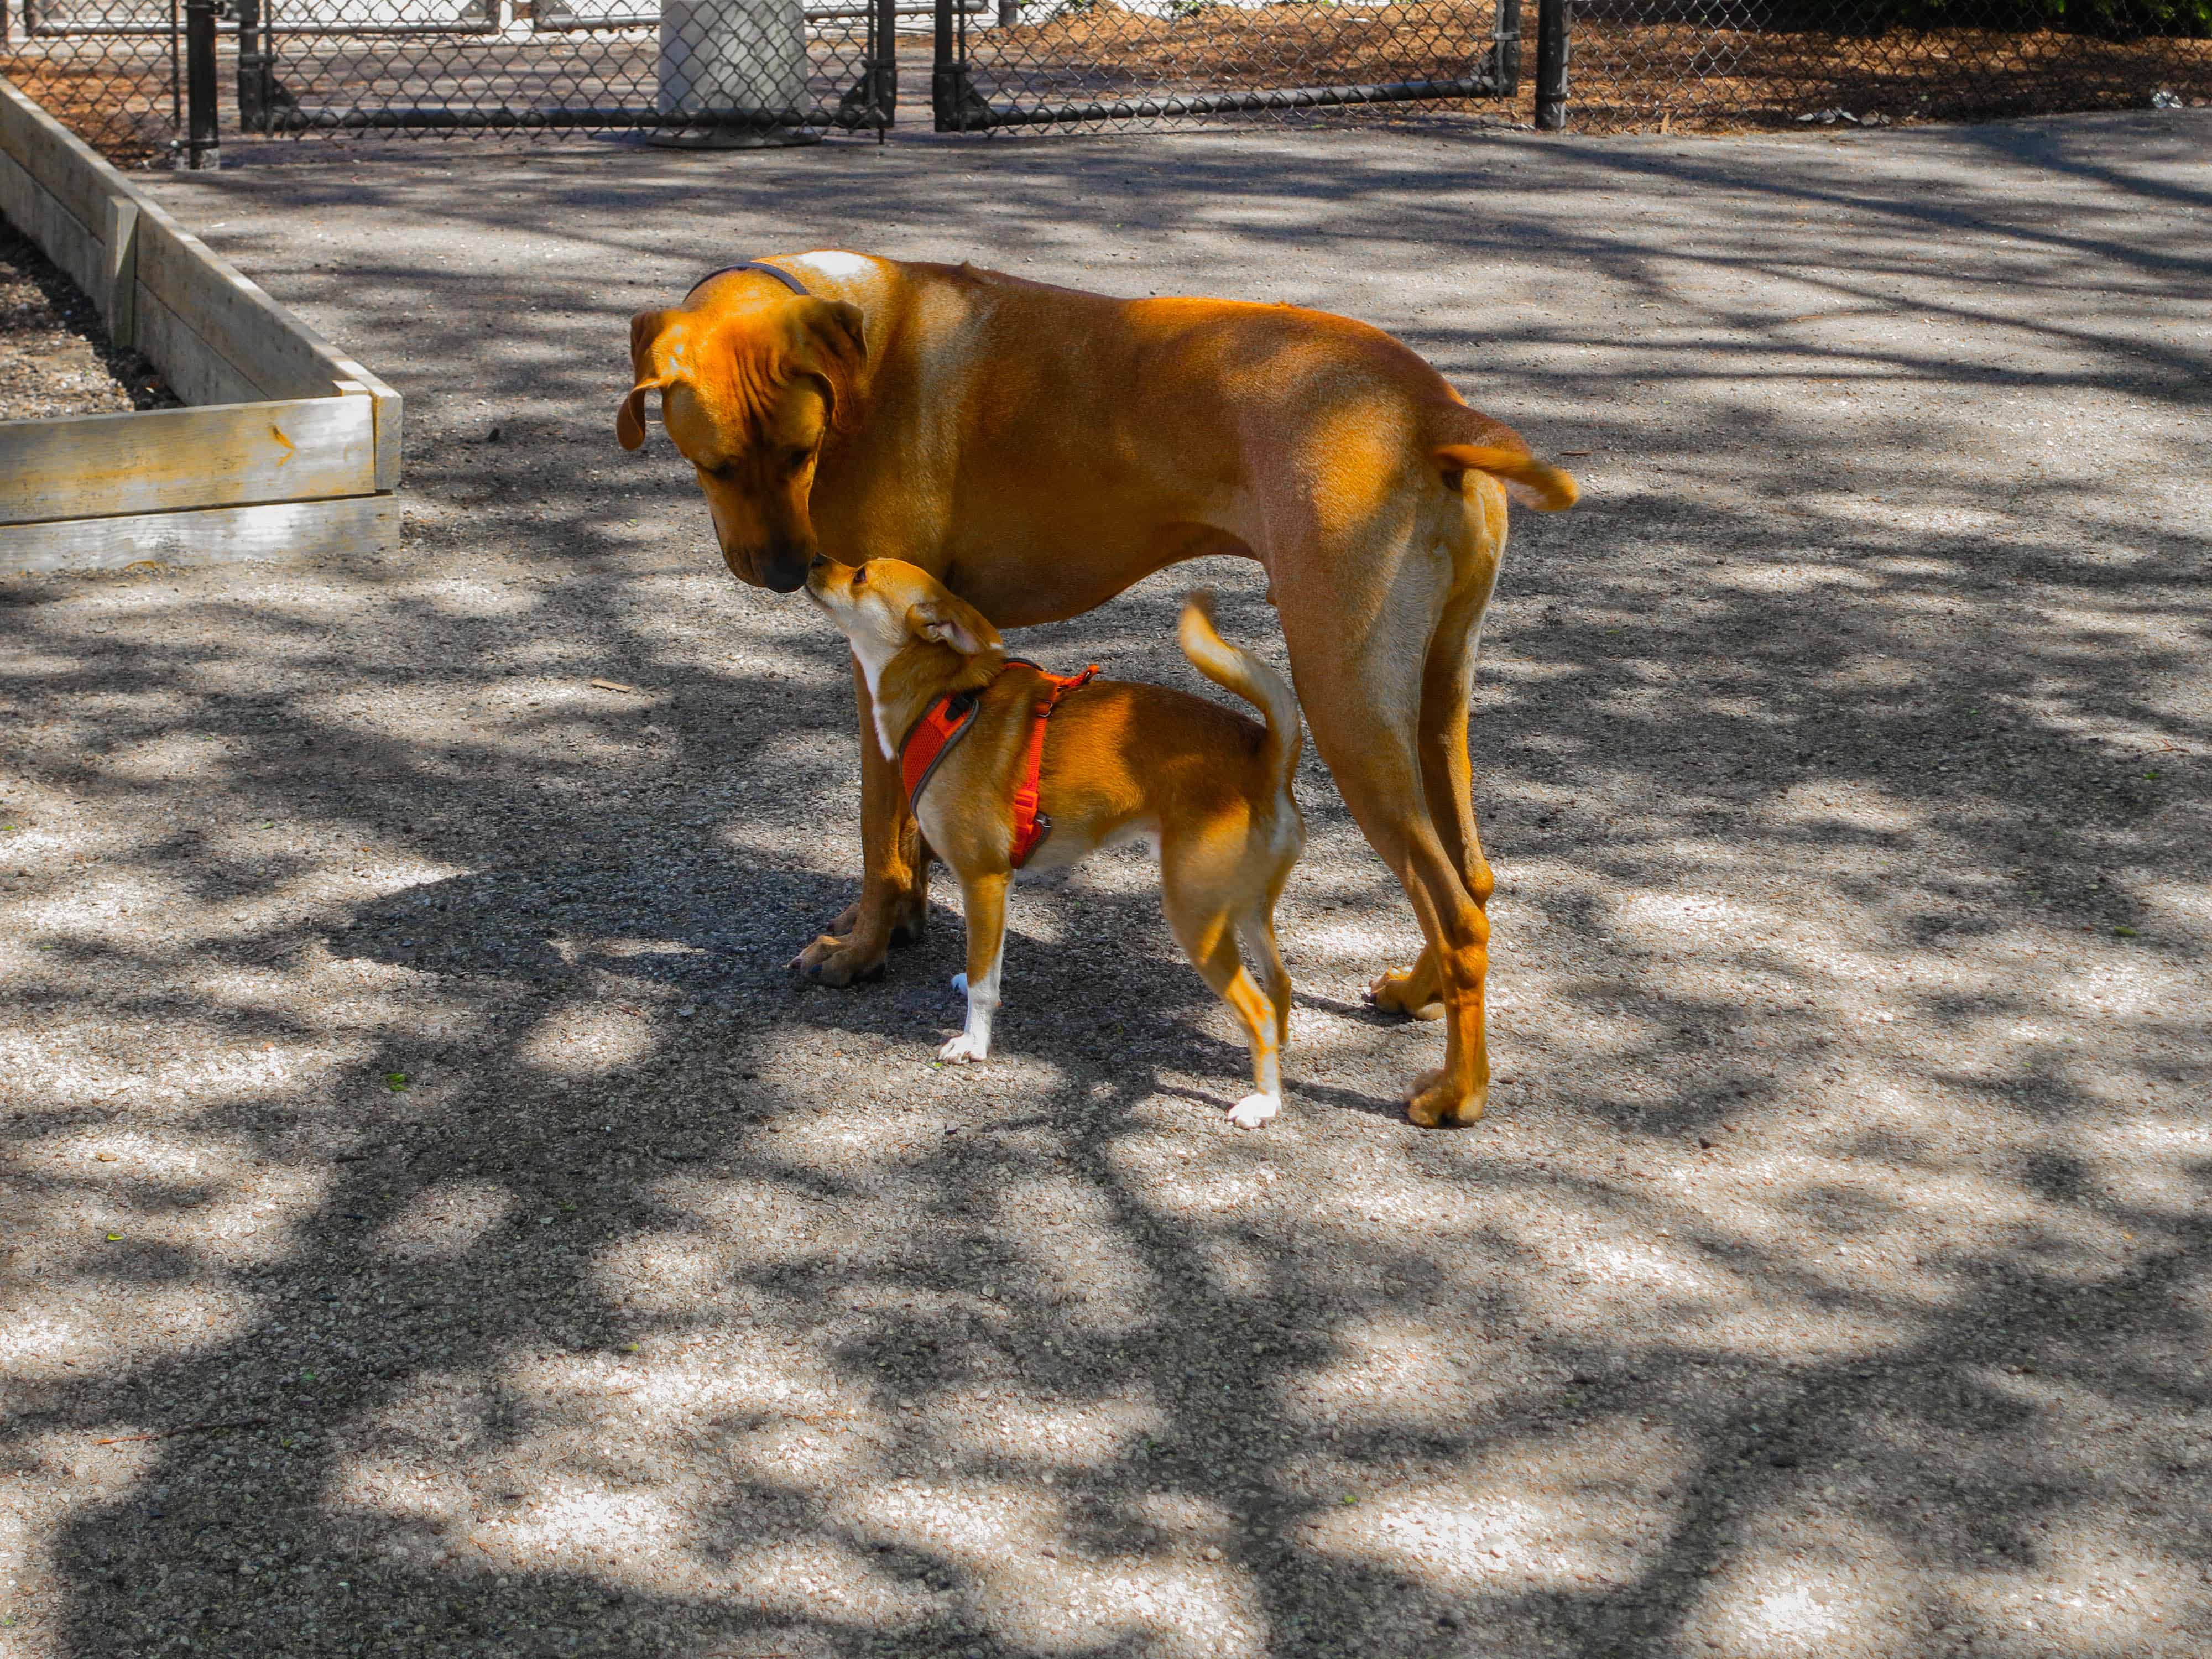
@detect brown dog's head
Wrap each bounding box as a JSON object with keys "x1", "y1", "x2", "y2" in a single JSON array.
[{"x1": 617, "y1": 290, "x2": 867, "y2": 594}]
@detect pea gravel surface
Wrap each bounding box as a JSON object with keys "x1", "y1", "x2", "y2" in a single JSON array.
[{"x1": 3, "y1": 108, "x2": 2209, "y2": 1659}]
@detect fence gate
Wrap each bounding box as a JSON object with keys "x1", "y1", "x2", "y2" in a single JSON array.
[
  {"x1": 930, "y1": 0, "x2": 1522, "y2": 133},
  {"x1": 230, "y1": 0, "x2": 899, "y2": 141}
]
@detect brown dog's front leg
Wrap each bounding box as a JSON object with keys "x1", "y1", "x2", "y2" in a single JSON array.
[{"x1": 793, "y1": 655, "x2": 930, "y2": 987}]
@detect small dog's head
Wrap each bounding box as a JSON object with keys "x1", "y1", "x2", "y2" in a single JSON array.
[
  {"x1": 805, "y1": 557, "x2": 1000, "y2": 686},
  {"x1": 617, "y1": 289, "x2": 867, "y2": 594}
]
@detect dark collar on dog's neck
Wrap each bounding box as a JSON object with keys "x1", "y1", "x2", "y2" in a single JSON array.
[{"x1": 686, "y1": 259, "x2": 811, "y2": 300}]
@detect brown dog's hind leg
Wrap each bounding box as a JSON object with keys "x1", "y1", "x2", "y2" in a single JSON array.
[
  {"x1": 1368, "y1": 951, "x2": 1446, "y2": 1021},
  {"x1": 1280, "y1": 582, "x2": 1493, "y2": 1128},
  {"x1": 1370, "y1": 563, "x2": 1498, "y2": 1022},
  {"x1": 793, "y1": 656, "x2": 930, "y2": 985}
]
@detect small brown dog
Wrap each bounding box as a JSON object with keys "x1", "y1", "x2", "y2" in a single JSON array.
[{"x1": 806, "y1": 555, "x2": 1303, "y2": 1128}]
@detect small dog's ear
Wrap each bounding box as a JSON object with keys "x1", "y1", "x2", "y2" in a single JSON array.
[{"x1": 911, "y1": 598, "x2": 993, "y2": 657}]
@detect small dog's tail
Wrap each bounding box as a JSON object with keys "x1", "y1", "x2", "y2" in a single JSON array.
[{"x1": 1179, "y1": 591, "x2": 1302, "y2": 799}]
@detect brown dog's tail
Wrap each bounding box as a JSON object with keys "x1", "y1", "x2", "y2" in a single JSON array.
[
  {"x1": 1428, "y1": 408, "x2": 1580, "y2": 511},
  {"x1": 1180, "y1": 591, "x2": 1302, "y2": 802},
  {"x1": 1434, "y1": 442, "x2": 1580, "y2": 511}
]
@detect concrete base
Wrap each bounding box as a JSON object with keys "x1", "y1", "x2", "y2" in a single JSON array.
[{"x1": 645, "y1": 126, "x2": 822, "y2": 149}]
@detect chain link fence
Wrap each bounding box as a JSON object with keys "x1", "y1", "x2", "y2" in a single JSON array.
[
  {"x1": 932, "y1": 0, "x2": 1516, "y2": 131},
  {"x1": 2, "y1": 0, "x2": 180, "y2": 163},
  {"x1": 4, "y1": 0, "x2": 2205, "y2": 161}
]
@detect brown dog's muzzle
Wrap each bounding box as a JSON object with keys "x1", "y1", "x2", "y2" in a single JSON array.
[
  {"x1": 705, "y1": 486, "x2": 816, "y2": 594},
  {"x1": 715, "y1": 535, "x2": 813, "y2": 594}
]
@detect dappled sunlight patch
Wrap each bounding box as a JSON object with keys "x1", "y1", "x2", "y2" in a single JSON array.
[
  {"x1": 512, "y1": 1338, "x2": 859, "y2": 1453},
  {"x1": 0, "y1": 1432, "x2": 161, "y2": 1657},
  {"x1": 657, "y1": 1171, "x2": 875, "y2": 1267},
  {"x1": 989, "y1": 1175, "x2": 1161, "y2": 1334},
  {"x1": 0, "y1": 1282, "x2": 258, "y2": 1378},
  {"x1": 505, "y1": 1481, "x2": 690, "y2": 1565},
  {"x1": 1709, "y1": 557, "x2": 1887, "y2": 594},
  {"x1": 374, "y1": 1180, "x2": 514, "y2": 1262},
  {"x1": 1760, "y1": 782, "x2": 1923, "y2": 836},
  {"x1": 1301, "y1": 1426, "x2": 1685, "y2": 1591},
  {"x1": 709, "y1": 1534, "x2": 938, "y2": 1626},
  {"x1": 1297, "y1": 1313, "x2": 1518, "y2": 1426},
  {"x1": 858, "y1": 1483, "x2": 1270, "y2": 1658},
  {"x1": 596, "y1": 1227, "x2": 742, "y2": 1312},
  {"x1": 932, "y1": 1383, "x2": 1167, "y2": 1477},
  {"x1": 1698, "y1": 1560, "x2": 1892, "y2": 1656},
  {"x1": 514, "y1": 1000, "x2": 658, "y2": 1077},
  {"x1": 5, "y1": 1122, "x2": 328, "y2": 1270}
]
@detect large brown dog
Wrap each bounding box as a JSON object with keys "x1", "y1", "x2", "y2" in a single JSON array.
[{"x1": 618, "y1": 252, "x2": 1577, "y2": 1127}]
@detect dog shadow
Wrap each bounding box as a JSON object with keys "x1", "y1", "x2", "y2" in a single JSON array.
[{"x1": 326, "y1": 860, "x2": 1416, "y2": 1120}]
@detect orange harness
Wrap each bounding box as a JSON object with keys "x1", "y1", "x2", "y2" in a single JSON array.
[{"x1": 899, "y1": 659, "x2": 1100, "y2": 869}]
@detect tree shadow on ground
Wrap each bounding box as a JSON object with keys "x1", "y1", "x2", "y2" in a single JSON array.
[{"x1": 4, "y1": 112, "x2": 2209, "y2": 1657}]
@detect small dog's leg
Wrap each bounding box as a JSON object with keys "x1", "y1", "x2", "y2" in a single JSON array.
[
  {"x1": 940, "y1": 872, "x2": 1009, "y2": 1064},
  {"x1": 1223, "y1": 967, "x2": 1283, "y2": 1129},
  {"x1": 1165, "y1": 880, "x2": 1283, "y2": 1129}
]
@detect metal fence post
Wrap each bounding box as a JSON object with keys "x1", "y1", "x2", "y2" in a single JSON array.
[
  {"x1": 1493, "y1": 0, "x2": 1521, "y2": 100},
  {"x1": 932, "y1": 0, "x2": 989, "y2": 131},
  {"x1": 1534, "y1": 0, "x2": 1567, "y2": 131},
  {"x1": 184, "y1": 0, "x2": 221, "y2": 169}
]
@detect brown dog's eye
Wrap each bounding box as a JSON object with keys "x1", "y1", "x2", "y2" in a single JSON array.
[{"x1": 780, "y1": 447, "x2": 813, "y2": 477}]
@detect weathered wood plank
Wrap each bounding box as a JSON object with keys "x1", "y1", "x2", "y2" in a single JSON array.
[
  {"x1": 130, "y1": 282, "x2": 265, "y2": 410},
  {"x1": 1, "y1": 73, "x2": 405, "y2": 499},
  {"x1": 0, "y1": 394, "x2": 377, "y2": 526},
  {"x1": 0, "y1": 147, "x2": 37, "y2": 243},
  {"x1": 0, "y1": 493, "x2": 398, "y2": 574},
  {"x1": 101, "y1": 194, "x2": 139, "y2": 345},
  {"x1": 0, "y1": 146, "x2": 102, "y2": 301},
  {"x1": 0, "y1": 78, "x2": 111, "y2": 239},
  {"x1": 135, "y1": 212, "x2": 351, "y2": 402}
]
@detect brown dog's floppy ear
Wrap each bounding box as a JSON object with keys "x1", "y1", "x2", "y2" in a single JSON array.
[
  {"x1": 615, "y1": 380, "x2": 664, "y2": 451},
  {"x1": 1434, "y1": 444, "x2": 1580, "y2": 512},
  {"x1": 910, "y1": 593, "x2": 997, "y2": 658},
  {"x1": 618, "y1": 309, "x2": 677, "y2": 451},
  {"x1": 791, "y1": 298, "x2": 868, "y2": 430}
]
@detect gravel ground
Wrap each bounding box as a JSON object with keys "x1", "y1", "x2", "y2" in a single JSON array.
[
  {"x1": 0, "y1": 216, "x2": 175, "y2": 421},
  {"x1": 3, "y1": 111, "x2": 2209, "y2": 1659}
]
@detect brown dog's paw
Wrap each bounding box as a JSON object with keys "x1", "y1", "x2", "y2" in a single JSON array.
[
  {"x1": 1366, "y1": 965, "x2": 1445, "y2": 1021},
  {"x1": 827, "y1": 898, "x2": 928, "y2": 950},
  {"x1": 790, "y1": 933, "x2": 889, "y2": 988},
  {"x1": 1404, "y1": 1070, "x2": 1488, "y2": 1129}
]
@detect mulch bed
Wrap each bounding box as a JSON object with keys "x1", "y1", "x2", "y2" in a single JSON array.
[
  {"x1": 0, "y1": 212, "x2": 179, "y2": 422},
  {"x1": 966, "y1": 5, "x2": 2212, "y2": 131}
]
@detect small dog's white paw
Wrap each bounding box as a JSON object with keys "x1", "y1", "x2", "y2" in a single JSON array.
[
  {"x1": 1228, "y1": 1093, "x2": 1280, "y2": 1129},
  {"x1": 939, "y1": 1031, "x2": 989, "y2": 1064},
  {"x1": 950, "y1": 972, "x2": 968, "y2": 996}
]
